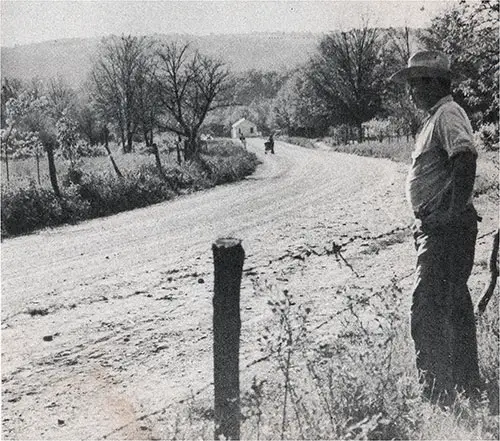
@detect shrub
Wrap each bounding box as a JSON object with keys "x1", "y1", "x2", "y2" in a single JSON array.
[
  {"x1": 74, "y1": 166, "x2": 176, "y2": 218},
  {"x1": 322, "y1": 137, "x2": 414, "y2": 163},
  {"x1": 474, "y1": 123, "x2": 499, "y2": 152},
  {"x1": 235, "y1": 280, "x2": 498, "y2": 440},
  {"x1": 200, "y1": 148, "x2": 258, "y2": 185},
  {"x1": 75, "y1": 140, "x2": 107, "y2": 157},
  {"x1": 1, "y1": 140, "x2": 259, "y2": 238},
  {"x1": 1, "y1": 182, "x2": 90, "y2": 236}
]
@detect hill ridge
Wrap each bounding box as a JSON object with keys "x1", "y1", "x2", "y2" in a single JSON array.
[{"x1": 1, "y1": 32, "x2": 322, "y2": 87}]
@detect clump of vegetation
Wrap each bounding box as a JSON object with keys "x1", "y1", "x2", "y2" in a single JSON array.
[
  {"x1": 321, "y1": 136, "x2": 415, "y2": 163},
  {"x1": 237, "y1": 281, "x2": 498, "y2": 440},
  {"x1": 278, "y1": 136, "x2": 318, "y2": 150},
  {"x1": 160, "y1": 279, "x2": 498, "y2": 440},
  {"x1": 1, "y1": 183, "x2": 90, "y2": 236},
  {"x1": 475, "y1": 123, "x2": 499, "y2": 152},
  {"x1": 1, "y1": 141, "x2": 258, "y2": 237}
]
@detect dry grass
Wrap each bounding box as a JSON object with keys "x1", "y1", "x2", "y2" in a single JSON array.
[{"x1": 151, "y1": 281, "x2": 498, "y2": 440}]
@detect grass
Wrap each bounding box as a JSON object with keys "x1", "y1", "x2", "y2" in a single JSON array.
[
  {"x1": 321, "y1": 136, "x2": 415, "y2": 163},
  {"x1": 1, "y1": 138, "x2": 259, "y2": 237},
  {"x1": 2, "y1": 140, "x2": 178, "y2": 189},
  {"x1": 145, "y1": 280, "x2": 499, "y2": 440},
  {"x1": 285, "y1": 134, "x2": 499, "y2": 200}
]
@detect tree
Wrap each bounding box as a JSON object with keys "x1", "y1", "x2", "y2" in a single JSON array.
[
  {"x1": 308, "y1": 24, "x2": 385, "y2": 141},
  {"x1": 271, "y1": 68, "x2": 331, "y2": 137},
  {"x1": 56, "y1": 113, "x2": 80, "y2": 167},
  {"x1": 232, "y1": 70, "x2": 289, "y2": 106},
  {"x1": 383, "y1": 27, "x2": 425, "y2": 138},
  {"x1": 155, "y1": 42, "x2": 231, "y2": 161},
  {"x1": 2, "y1": 81, "x2": 62, "y2": 196},
  {"x1": 1, "y1": 78, "x2": 23, "y2": 128},
  {"x1": 135, "y1": 60, "x2": 160, "y2": 147},
  {"x1": 46, "y1": 77, "x2": 78, "y2": 120},
  {"x1": 74, "y1": 97, "x2": 103, "y2": 146},
  {"x1": 2, "y1": 88, "x2": 46, "y2": 183},
  {"x1": 90, "y1": 35, "x2": 154, "y2": 153},
  {"x1": 418, "y1": 0, "x2": 499, "y2": 127}
]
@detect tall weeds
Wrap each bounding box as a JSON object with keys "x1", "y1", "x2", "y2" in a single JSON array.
[{"x1": 238, "y1": 280, "x2": 499, "y2": 440}]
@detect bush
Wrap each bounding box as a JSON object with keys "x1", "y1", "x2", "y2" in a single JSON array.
[
  {"x1": 200, "y1": 144, "x2": 259, "y2": 185},
  {"x1": 68, "y1": 165, "x2": 180, "y2": 218},
  {"x1": 474, "y1": 123, "x2": 499, "y2": 152},
  {"x1": 1, "y1": 182, "x2": 90, "y2": 237},
  {"x1": 76, "y1": 140, "x2": 108, "y2": 157},
  {"x1": 1, "y1": 140, "x2": 259, "y2": 238},
  {"x1": 322, "y1": 137, "x2": 414, "y2": 163}
]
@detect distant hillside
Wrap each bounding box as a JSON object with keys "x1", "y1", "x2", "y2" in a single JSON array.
[{"x1": 1, "y1": 33, "x2": 321, "y2": 88}]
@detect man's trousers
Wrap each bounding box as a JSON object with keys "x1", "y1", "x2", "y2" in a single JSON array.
[{"x1": 411, "y1": 208, "x2": 480, "y2": 403}]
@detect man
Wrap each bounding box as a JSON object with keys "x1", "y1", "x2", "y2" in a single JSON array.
[{"x1": 390, "y1": 51, "x2": 481, "y2": 404}]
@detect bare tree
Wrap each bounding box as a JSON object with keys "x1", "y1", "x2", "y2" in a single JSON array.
[
  {"x1": 135, "y1": 62, "x2": 160, "y2": 147},
  {"x1": 155, "y1": 42, "x2": 231, "y2": 161},
  {"x1": 90, "y1": 35, "x2": 154, "y2": 153}
]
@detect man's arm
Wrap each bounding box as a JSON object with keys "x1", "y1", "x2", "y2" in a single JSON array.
[
  {"x1": 449, "y1": 151, "x2": 477, "y2": 213},
  {"x1": 423, "y1": 151, "x2": 477, "y2": 228}
]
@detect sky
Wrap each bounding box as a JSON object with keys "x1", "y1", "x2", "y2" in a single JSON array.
[{"x1": 1, "y1": 0, "x2": 458, "y2": 47}]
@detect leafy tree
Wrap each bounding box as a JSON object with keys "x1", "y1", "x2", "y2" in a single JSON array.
[
  {"x1": 308, "y1": 25, "x2": 385, "y2": 141},
  {"x1": 155, "y1": 42, "x2": 231, "y2": 161},
  {"x1": 1, "y1": 78, "x2": 24, "y2": 128},
  {"x1": 2, "y1": 85, "x2": 62, "y2": 196},
  {"x1": 56, "y1": 113, "x2": 80, "y2": 166},
  {"x1": 271, "y1": 68, "x2": 331, "y2": 137},
  {"x1": 232, "y1": 70, "x2": 289, "y2": 106},
  {"x1": 74, "y1": 96, "x2": 105, "y2": 146},
  {"x1": 2, "y1": 88, "x2": 46, "y2": 183},
  {"x1": 46, "y1": 77, "x2": 78, "y2": 120},
  {"x1": 90, "y1": 35, "x2": 154, "y2": 153},
  {"x1": 419, "y1": 0, "x2": 499, "y2": 126},
  {"x1": 383, "y1": 27, "x2": 425, "y2": 138}
]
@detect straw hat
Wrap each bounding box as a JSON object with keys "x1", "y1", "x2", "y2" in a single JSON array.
[{"x1": 390, "y1": 50, "x2": 451, "y2": 83}]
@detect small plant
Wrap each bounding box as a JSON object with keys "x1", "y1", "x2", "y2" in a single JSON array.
[
  {"x1": 242, "y1": 278, "x2": 498, "y2": 440},
  {"x1": 257, "y1": 288, "x2": 312, "y2": 439},
  {"x1": 475, "y1": 123, "x2": 499, "y2": 152},
  {"x1": 26, "y1": 307, "x2": 49, "y2": 316},
  {"x1": 241, "y1": 376, "x2": 266, "y2": 440}
]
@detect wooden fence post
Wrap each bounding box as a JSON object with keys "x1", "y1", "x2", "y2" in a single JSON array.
[{"x1": 212, "y1": 238, "x2": 244, "y2": 440}]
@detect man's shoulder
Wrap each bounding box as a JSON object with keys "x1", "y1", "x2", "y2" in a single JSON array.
[
  {"x1": 433, "y1": 98, "x2": 470, "y2": 125},
  {"x1": 440, "y1": 99, "x2": 466, "y2": 113},
  {"x1": 434, "y1": 96, "x2": 465, "y2": 113}
]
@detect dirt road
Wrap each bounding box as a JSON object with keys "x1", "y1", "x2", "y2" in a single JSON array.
[{"x1": 1, "y1": 139, "x2": 495, "y2": 439}]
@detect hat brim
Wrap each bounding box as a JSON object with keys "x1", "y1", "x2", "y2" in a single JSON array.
[{"x1": 389, "y1": 66, "x2": 451, "y2": 83}]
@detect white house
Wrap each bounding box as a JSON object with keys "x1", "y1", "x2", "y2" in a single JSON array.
[{"x1": 231, "y1": 118, "x2": 260, "y2": 138}]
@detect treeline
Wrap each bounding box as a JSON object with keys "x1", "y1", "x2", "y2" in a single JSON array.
[
  {"x1": 1, "y1": 0, "x2": 498, "y2": 193},
  {"x1": 209, "y1": 0, "x2": 497, "y2": 144}
]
